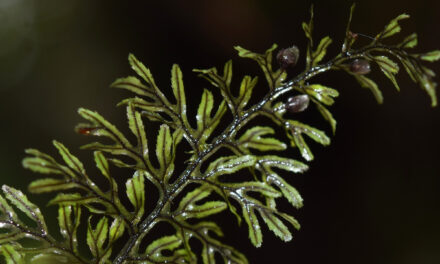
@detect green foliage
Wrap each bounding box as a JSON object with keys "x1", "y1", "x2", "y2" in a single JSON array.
[{"x1": 0, "y1": 4, "x2": 438, "y2": 264}]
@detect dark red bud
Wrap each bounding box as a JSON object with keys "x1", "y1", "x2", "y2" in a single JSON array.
[
  {"x1": 350, "y1": 59, "x2": 371, "y2": 75},
  {"x1": 76, "y1": 127, "x2": 97, "y2": 135},
  {"x1": 277, "y1": 45, "x2": 300, "y2": 69},
  {"x1": 348, "y1": 31, "x2": 358, "y2": 40},
  {"x1": 285, "y1": 94, "x2": 310, "y2": 113}
]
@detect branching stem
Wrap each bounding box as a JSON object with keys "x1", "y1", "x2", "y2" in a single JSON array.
[{"x1": 113, "y1": 44, "x2": 386, "y2": 264}]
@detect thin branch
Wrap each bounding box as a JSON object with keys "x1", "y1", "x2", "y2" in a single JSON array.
[{"x1": 113, "y1": 44, "x2": 388, "y2": 263}]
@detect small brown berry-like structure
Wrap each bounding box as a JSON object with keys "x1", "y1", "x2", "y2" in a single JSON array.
[
  {"x1": 285, "y1": 94, "x2": 310, "y2": 113},
  {"x1": 349, "y1": 59, "x2": 371, "y2": 75},
  {"x1": 76, "y1": 126, "x2": 97, "y2": 135},
  {"x1": 348, "y1": 31, "x2": 358, "y2": 40},
  {"x1": 277, "y1": 45, "x2": 300, "y2": 69}
]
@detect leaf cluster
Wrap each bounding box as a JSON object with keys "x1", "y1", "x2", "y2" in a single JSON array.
[{"x1": 0, "y1": 4, "x2": 438, "y2": 264}]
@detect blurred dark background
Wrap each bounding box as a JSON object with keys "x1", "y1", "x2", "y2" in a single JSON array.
[{"x1": 1, "y1": 0, "x2": 439, "y2": 263}]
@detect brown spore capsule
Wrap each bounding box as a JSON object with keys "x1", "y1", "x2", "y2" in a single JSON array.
[
  {"x1": 350, "y1": 59, "x2": 371, "y2": 75},
  {"x1": 277, "y1": 45, "x2": 300, "y2": 69},
  {"x1": 348, "y1": 31, "x2": 358, "y2": 40},
  {"x1": 76, "y1": 127, "x2": 97, "y2": 135},
  {"x1": 285, "y1": 94, "x2": 310, "y2": 113}
]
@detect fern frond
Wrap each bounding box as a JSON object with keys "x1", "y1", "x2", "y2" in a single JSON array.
[{"x1": 1, "y1": 5, "x2": 437, "y2": 264}]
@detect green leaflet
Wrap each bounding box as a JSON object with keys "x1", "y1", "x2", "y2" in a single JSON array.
[
  {"x1": 111, "y1": 76, "x2": 156, "y2": 99},
  {"x1": 236, "y1": 75, "x2": 258, "y2": 111},
  {"x1": 353, "y1": 74, "x2": 383, "y2": 103},
  {"x1": 0, "y1": 244, "x2": 24, "y2": 264},
  {"x1": 23, "y1": 146, "x2": 84, "y2": 182},
  {"x1": 94, "y1": 152, "x2": 125, "y2": 214},
  {"x1": 144, "y1": 235, "x2": 182, "y2": 259},
  {"x1": 237, "y1": 126, "x2": 286, "y2": 152},
  {"x1": 205, "y1": 176, "x2": 294, "y2": 249},
  {"x1": 80, "y1": 142, "x2": 132, "y2": 158},
  {"x1": 302, "y1": 6, "x2": 313, "y2": 45},
  {"x1": 373, "y1": 56, "x2": 400, "y2": 91},
  {"x1": 312, "y1": 36, "x2": 332, "y2": 65},
  {"x1": 419, "y1": 50, "x2": 440, "y2": 62},
  {"x1": 78, "y1": 108, "x2": 133, "y2": 149},
  {"x1": 373, "y1": 56, "x2": 399, "y2": 74},
  {"x1": 180, "y1": 201, "x2": 226, "y2": 219},
  {"x1": 419, "y1": 75, "x2": 438, "y2": 107},
  {"x1": 342, "y1": 3, "x2": 356, "y2": 52},
  {"x1": 265, "y1": 171, "x2": 303, "y2": 208},
  {"x1": 223, "y1": 59, "x2": 233, "y2": 87},
  {"x1": 398, "y1": 56, "x2": 437, "y2": 106},
  {"x1": 258, "y1": 208, "x2": 292, "y2": 242},
  {"x1": 276, "y1": 211, "x2": 301, "y2": 230},
  {"x1": 171, "y1": 64, "x2": 190, "y2": 127},
  {"x1": 49, "y1": 193, "x2": 117, "y2": 215},
  {"x1": 108, "y1": 157, "x2": 135, "y2": 169},
  {"x1": 400, "y1": 57, "x2": 418, "y2": 82},
  {"x1": 127, "y1": 103, "x2": 149, "y2": 159},
  {"x1": 58, "y1": 204, "x2": 81, "y2": 255},
  {"x1": 235, "y1": 44, "x2": 285, "y2": 90},
  {"x1": 207, "y1": 182, "x2": 243, "y2": 226},
  {"x1": 258, "y1": 155, "x2": 308, "y2": 174},
  {"x1": 175, "y1": 187, "x2": 227, "y2": 219},
  {"x1": 30, "y1": 253, "x2": 73, "y2": 264},
  {"x1": 194, "y1": 61, "x2": 235, "y2": 111},
  {"x1": 196, "y1": 89, "x2": 214, "y2": 134},
  {"x1": 108, "y1": 217, "x2": 125, "y2": 245},
  {"x1": 288, "y1": 130, "x2": 312, "y2": 161},
  {"x1": 86, "y1": 216, "x2": 109, "y2": 258},
  {"x1": 125, "y1": 171, "x2": 145, "y2": 224},
  {"x1": 171, "y1": 220, "x2": 248, "y2": 264},
  {"x1": 205, "y1": 155, "x2": 257, "y2": 179},
  {"x1": 242, "y1": 202, "x2": 262, "y2": 247},
  {"x1": 22, "y1": 155, "x2": 63, "y2": 176},
  {"x1": 22, "y1": 148, "x2": 78, "y2": 179},
  {"x1": 287, "y1": 120, "x2": 330, "y2": 161},
  {"x1": 376, "y1": 13, "x2": 409, "y2": 40},
  {"x1": 211, "y1": 168, "x2": 300, "y2": 247},
  {"x1": 155, "y1": 124, "x2": 178, "y2": 183},
  {"x1": 0, "y1": 231, "x2": 25, "y2": 245},
  {"x1": 94, "y1": 151, "x2": 110, "y2": 182},
  {"x1": 240, "y1": 195, "x2": 301, "y2": 248},
  {"x1": 2, "y1": 185, "x2": 47, "y2": 231},
  {"x1": 398, "y1": 33, "x2": 418, "y2": 49},
  {"x1": 224, "y1": 182, "x2": 281, "y2": 198},
  {"x1": 195, "y1": 89, "x2": 228, "y2": 144},
  {"x1": 304, "y1": 84, "x2": 339, "y2": 105},
  {"x1": 49, "y1": 193, "x2": 86, "y2": 205},
  {"x1": 302, "y1": 5, "x2": 314, "y2": 68},
  {"x1": 156, "y1": 124, "x2": 173, "y2": 173},
  {"x1": 28, "y1": 178, "x2": 79, "y2": 194},
  {"x1": 118, "y1": 97, "x2": 168, "y2": 113},
  {"x1": 128, "y1": 54, "x2": 158, "y2": 90},
  {"x1": 0, "y1": 193, "x2": 17, "y2": 221},
  {"x1": 316, "y1": 102, "x2": 337, "y2": 134},
  {"x1": 56, "y1": 143, "x2": 84, "y2": 175}
]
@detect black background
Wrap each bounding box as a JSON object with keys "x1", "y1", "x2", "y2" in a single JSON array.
[{"x1": 1, "y1": 0, "x2": 439, "y2": 263}]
